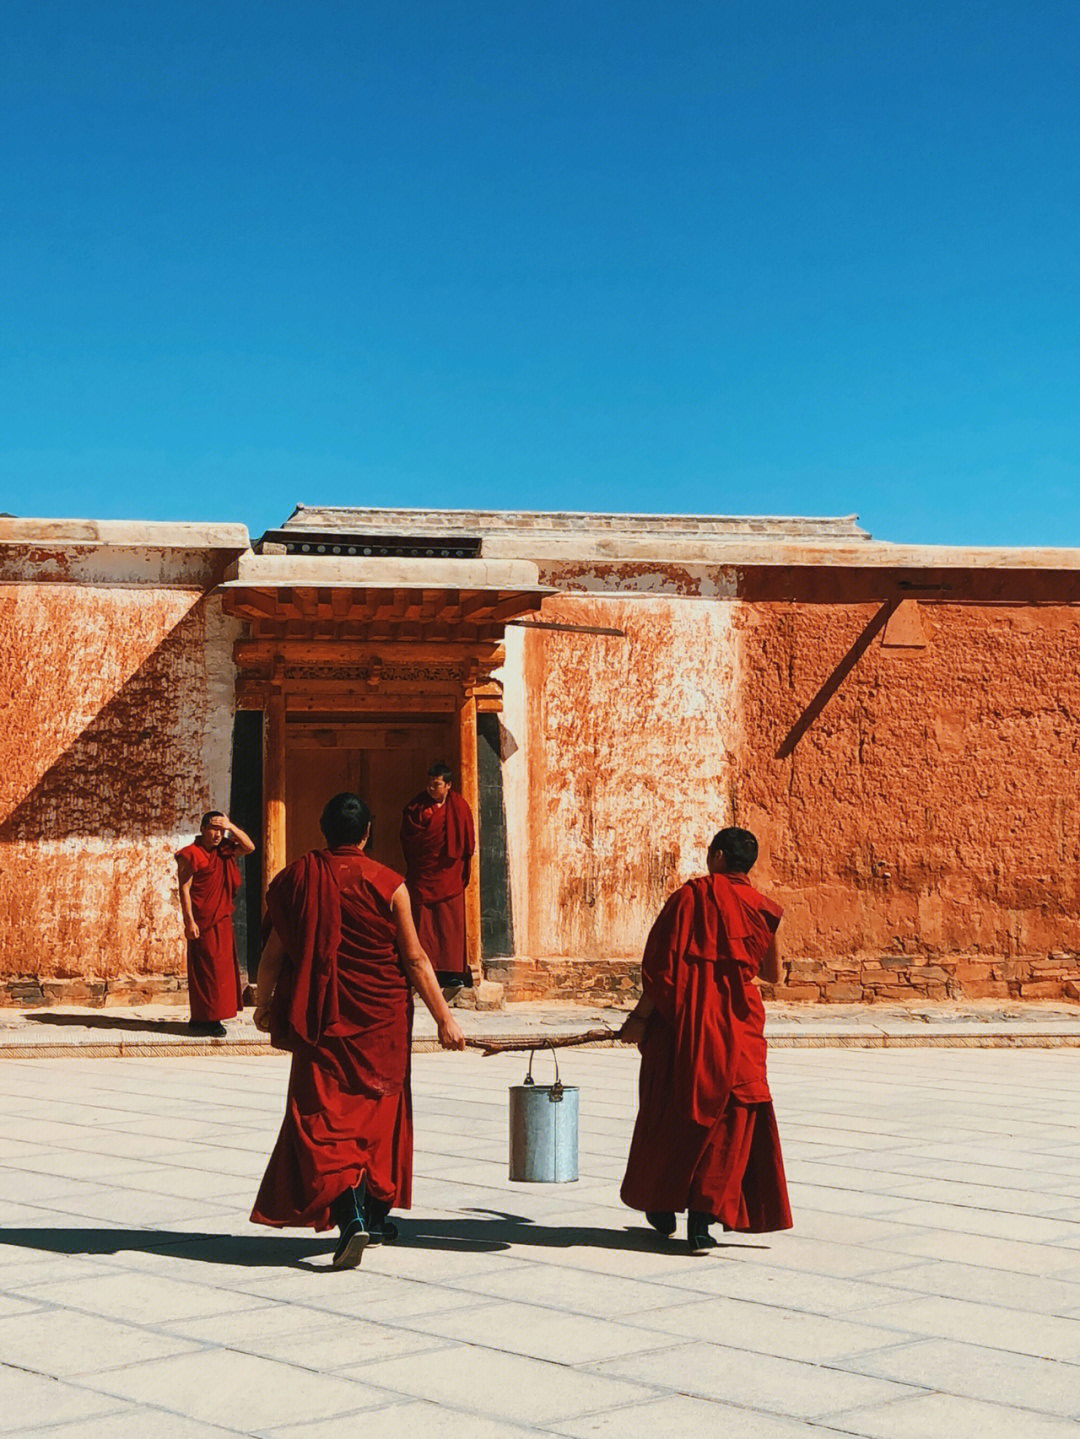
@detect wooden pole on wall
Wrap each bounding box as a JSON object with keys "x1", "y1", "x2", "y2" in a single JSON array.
[
  {"x1": 456, "y1": 687, "x2": 482, "y2": 983},
  {"x1": 263, "y1": 658, "x2": 287, "y2": 897}
]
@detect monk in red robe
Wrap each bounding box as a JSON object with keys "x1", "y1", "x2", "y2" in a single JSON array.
[
  {"x1": 400, "y1": 763, "x2": 476, "y2": 993},
  {"x1": 619, "y1": 826, "x2": 793, "y2": 1254},
  {"x1": 175, "y1": 812, "x2": 255, "y2": 1037},
  {"x1": 251, "y1": 792, "x2": 466, "y2": 1270}
]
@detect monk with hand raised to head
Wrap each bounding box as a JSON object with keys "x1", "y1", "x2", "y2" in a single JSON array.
[
  {"x1": 175, "y1": 812, "x2": 255, "y2": 1037},
  {"x1": 251, "y1": 792, "x2": 466, "y2": 1271},
  {"x1": 619, "y1": 826, "x2": 793, "y2": 1254}
]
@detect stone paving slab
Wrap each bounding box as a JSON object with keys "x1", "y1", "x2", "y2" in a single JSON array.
[
  {"x1": 1, "y1": 997, "x2": 1079, "y2": 1058},
  {"x1": 2, "y1": 1047, "x2": 1080, "y2": 1437}
]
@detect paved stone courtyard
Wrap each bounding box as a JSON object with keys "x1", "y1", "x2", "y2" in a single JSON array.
[{"x1": 2, "y1": 1047, "x2": 1080, "y2": 1437}]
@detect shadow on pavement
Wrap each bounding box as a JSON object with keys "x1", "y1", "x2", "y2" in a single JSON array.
[
  {"x1": 403, "y1": 1209, "x2": 769, "y2": 1254},
  {"x1": 1, "y1": 1215, "x2": 768, "y2": 1269},
  {"x1": 0, "y1": 1227, "x2": 335, "y2": 1267},
  {"x1": 24, "y1": 1014, "x2": 198, "y2": 1037}
]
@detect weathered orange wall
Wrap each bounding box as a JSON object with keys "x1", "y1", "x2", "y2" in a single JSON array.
[
  {"x1": 523, "y1": 594, "x2": 739, "y2": 959},
  {"x1": 515, "y1": 593, "x2": 1080, "y2": 1000},
  {"x1": 0, "y1": 585, "x2": 236, "y2": 999},
  {"x1": 736, "y1": 602, "x2": 1080, "y2": 1000}
]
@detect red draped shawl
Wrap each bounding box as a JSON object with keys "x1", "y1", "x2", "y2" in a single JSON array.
[
  {"x1": 399, "y1": 791, "x2": 475, "y2": 903},
  {"x1": 640, "y1": 872, "x2": 783, "y2": 1123}
]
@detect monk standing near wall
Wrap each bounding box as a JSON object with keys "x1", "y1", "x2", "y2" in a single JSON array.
[
  {"x1": 400, "y1": 763, "x2": 476, "y2": 995},
  {"x1": 251, "y1": 792, "x2": 466, "y2": 1270},
  {"x1": 619, "y1": 827, "x2": 793, "y2": 1254},
  {"x1": 175, "y1": 812, "x2": 255, "y2": 1037}
]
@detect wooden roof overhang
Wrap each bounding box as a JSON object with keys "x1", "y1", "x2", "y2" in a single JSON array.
[{"x1": 220, "y1": 558, "x2": 551, "y2": 715}]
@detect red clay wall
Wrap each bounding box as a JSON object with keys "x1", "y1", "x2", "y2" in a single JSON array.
[
  {"x1": 0, "y1": 585, "x2": 236, "y2": 1003},
  {"x1": 736, "y1": 601, "x2": 1080, "y2": 1001},
  {"x1": 510, "y1": 593, "x2": 1079, "y2": 1002}
]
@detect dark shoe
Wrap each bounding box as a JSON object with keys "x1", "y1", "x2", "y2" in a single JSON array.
[
  {"x1": 330, "y1": 1183, "x2": 369, "y2": 1270},
  {"x1": 366, "y1": 1217, "x2": 399, "y2": 1246},
  {"x1": 364, "y1": 1193, "x2": 399, "y2": 1246},
  {"x1": 687, "y1": 1210, "x2": 718, "y2": 1255},
  {"x1": 645, "y1": 1211, "x2": 676, "y2": 1238},
  {"x1": 189, "y1": 1020, "x2": 228, "y2": 1038},
  {"x1": 332, "y1": 1219, "x2": 369, "y2": 1270}
]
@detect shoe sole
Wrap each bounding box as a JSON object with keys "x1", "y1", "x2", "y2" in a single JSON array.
[
  {"x1": 331, "y1": 1230, "x2": 370, "y2": 1270},
  {"x1": 687, "y1": 1240, "x2": 718, "y2": 1256},
  {"x1": 366, "y1": 1225, "x2": 399, "y2": 1247}
]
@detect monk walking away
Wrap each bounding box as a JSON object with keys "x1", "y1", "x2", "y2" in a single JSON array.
[
  {"x1": 175, "y1": 811, "x2": 255, "y2": 1037},
  {"x1": 400, "y1": 762, "x2": 476, "y2": 997},
  {"x1": 619, "y1": 826, "x2": 793, "y2": 1255},
  {"x1": 251, "y1": 792, "x2": 466, "y2": 1271}
]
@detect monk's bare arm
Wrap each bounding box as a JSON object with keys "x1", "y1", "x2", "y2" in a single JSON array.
[
  {"x1": 618, "y1": 993, "x2": 655, "y2": 1046},
  {"x1": 758, "y1": 933, "x2": 783, "y2": 987},
  {"x1": 390, "y1": 886, "x2": 466, "y2": 1051},
  {"x1": 252, "y1": 929, "x2": 286, "y2": 1031},
  {"x1": 175, "y1": 857, "x2": 198, "y2": 940},
  {"x1": 221, "y1": 817, "x2": 256, "y2": 856}
]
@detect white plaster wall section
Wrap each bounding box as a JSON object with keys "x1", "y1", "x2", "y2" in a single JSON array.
[
  {"x1": 537, "y1": 563, "x2": 739, "y2": 596},
  {"x1": 0, "y1": 547, "x2": 241, "y2": 587},
  {"x1": 536, "y1": 594, "x2": 741, "y2": 958},
  {"x1": 200, "y1": 593, "x2": 243, "y2": 818},
  {"x1": 491, "y1": 625, "x2": 531, "y2": 959}
]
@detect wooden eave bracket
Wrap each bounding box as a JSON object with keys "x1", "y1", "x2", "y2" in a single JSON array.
[{"x1": 881, "y1": 599, "x2": 928, "y2": 649}]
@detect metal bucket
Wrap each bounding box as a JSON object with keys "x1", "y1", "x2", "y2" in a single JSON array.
[{"x1": 508, "y1": 1046, "x2": 579, "y2": 1183}]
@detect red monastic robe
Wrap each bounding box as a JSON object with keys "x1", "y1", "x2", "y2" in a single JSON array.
[
  {"x1": 175, "y1": 840, "x2": 243, "y2": 1022},
  {"x1": 621, "y1": 872, "x2": 793, "y2": 1233},
  {"x1": 251, "y1": 846, "x2": 413, "y2": 1231},
  {"x1": 400, "y1": 791, "x2": 476, "y2": 983}
]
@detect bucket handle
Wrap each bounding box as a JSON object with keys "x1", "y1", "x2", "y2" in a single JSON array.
[{"x1": 523, "y1": 1043, "x2": 564, "y2": 1101}]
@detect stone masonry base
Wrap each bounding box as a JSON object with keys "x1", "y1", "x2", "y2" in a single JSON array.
[
  {"x1": 482, "y1": 954, "x2": 1080, "y2": 1005},
  {"x1": 0, "y1": 976, "x2": 190, "y2": 1008},
  {"x1": 2, "y1": 953, "x2": 1079, "y2": 1007}
]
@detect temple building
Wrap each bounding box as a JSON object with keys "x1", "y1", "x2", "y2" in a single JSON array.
[{"x1": 2, "y1": 507, "x2": 1078, "y2": 1007}]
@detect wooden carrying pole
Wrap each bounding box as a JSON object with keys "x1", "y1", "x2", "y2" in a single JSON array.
[{"x1": 465, "y1": 1029, "x2": 620, "y2": 1057}]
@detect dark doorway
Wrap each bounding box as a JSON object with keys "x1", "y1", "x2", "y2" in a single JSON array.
[
  {"x1": 229, "y1": 711, "x2": 263, "y2": 979},
  {"x1": 478, "y1": 713, "x2": 514, "y2": 958}
]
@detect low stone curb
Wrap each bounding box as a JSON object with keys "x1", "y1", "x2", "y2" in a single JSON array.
[{"x1": 3, "y1": 1026, "x2": 1080, "y2": 1059}]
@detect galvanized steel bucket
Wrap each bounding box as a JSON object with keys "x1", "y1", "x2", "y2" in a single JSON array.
[{"x1": 508, "y1": 1045, "x2": 579, "y2": 1183}]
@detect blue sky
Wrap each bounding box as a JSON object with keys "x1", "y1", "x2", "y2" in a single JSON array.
[{"x1": 3, "y1": 1, "x2": 1078, "y2": 544}]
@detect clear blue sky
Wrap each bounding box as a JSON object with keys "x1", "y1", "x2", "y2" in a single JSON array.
[{"x1": 3, "y1": 1, "x2": 1078, "y2": 544}]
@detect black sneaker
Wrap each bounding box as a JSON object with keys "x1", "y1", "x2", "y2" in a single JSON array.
[
  {"x1": 364, "y1": 1193, "x2": 399, "y2": 1245},
  {"x1": 687, "y1": 1210, "x2": 718, "y2": 1255},
  {"x1": 645, "y1": 1211, "x2": 676, "y2": 1238},
  {"x1": 332, "y1": 1219, "x2": 369, "y2": 1270},
  {"x1": 189, "y1": 1020, "x2": 228, "y2": 1038},
  {"x1": 331, "y1": 1183, "x2": 370, "y2": 1270}
]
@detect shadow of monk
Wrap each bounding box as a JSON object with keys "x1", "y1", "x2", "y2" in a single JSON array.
[
  {"x1": 0, "y1": 1214, "x2": 766, "y2": 1273},
  {"x1": 25, "y1": 1014, "x2": 198, "y2": 1037}
]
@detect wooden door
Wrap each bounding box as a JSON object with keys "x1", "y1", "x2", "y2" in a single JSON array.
[{"x1": 286, "y1": 719, "x2": 453, "y2": 871}]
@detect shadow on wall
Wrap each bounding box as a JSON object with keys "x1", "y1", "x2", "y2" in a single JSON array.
[{"x1": 0, "y1": 599, "x2": 215, "y2": 844}]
